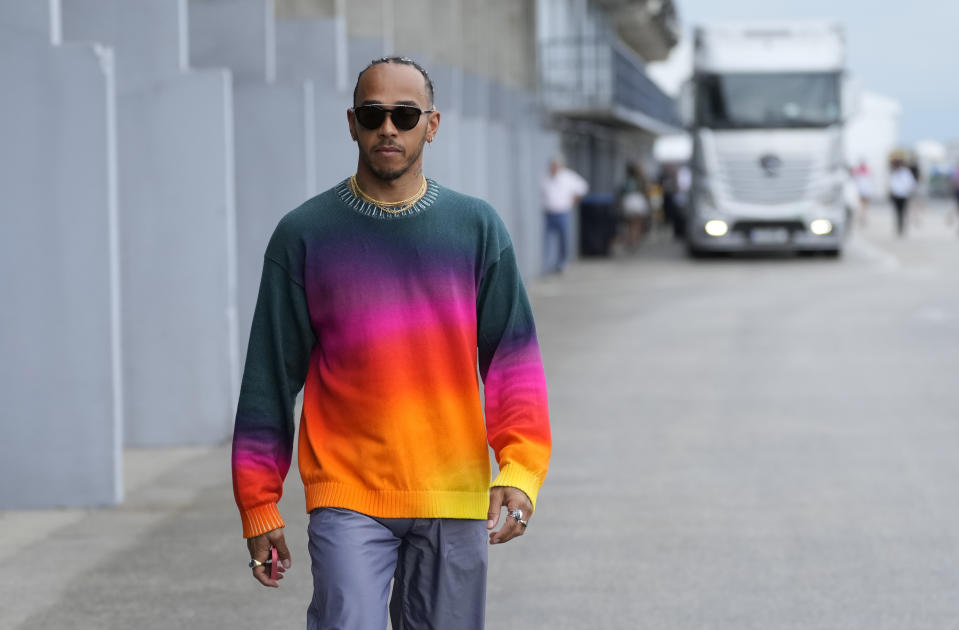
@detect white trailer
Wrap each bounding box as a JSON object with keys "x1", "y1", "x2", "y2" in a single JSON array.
[{"x1": 680, "y1": 21, "x2": 855, "y2": 256}]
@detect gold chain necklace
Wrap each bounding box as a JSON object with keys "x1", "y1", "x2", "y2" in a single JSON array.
[{"x1": 349, "y1": 175, "x2": 428, "y2": 214}]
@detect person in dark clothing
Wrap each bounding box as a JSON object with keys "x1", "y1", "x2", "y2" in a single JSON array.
[
  {"x1": 888, "y1": 158, "x2": 917, "y2": 237},
  {"x1": 658, "y1": 164, "x2": 679, "y2": 234}
]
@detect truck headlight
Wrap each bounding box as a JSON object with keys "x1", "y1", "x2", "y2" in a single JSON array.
[
  {"x1": 810, "y1": 219, "x2": 833, "y2": 235},
  {"x1": 705, "y1": 220, "x2": 729, "y2": 237}
]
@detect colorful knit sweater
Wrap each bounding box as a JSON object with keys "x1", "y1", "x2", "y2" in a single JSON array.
[{"x1": 232, "y1": 179, "x2": 551, "y2": 538}]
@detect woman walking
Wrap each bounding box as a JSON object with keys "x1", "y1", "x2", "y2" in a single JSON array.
[{"x1": 618, "y1": 162, "x2": 651, "y2": 250}]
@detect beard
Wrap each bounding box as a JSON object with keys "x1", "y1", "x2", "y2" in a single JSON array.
[{"x1": 359, "y1": 133, "x2": 426, "y2": 182}]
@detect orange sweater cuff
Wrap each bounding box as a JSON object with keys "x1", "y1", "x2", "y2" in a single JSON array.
[{"x1": 240, "y1": 503, "x2": 286, "y2": 538}]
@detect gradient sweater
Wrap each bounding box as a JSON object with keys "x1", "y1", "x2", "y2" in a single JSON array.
[{"x1": 232, "y1": 179, "x2": 551, "y2": 538}]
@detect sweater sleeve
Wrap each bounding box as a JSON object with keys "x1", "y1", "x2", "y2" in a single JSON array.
[
  {"x1": 477, "y1": 244, "x2": 551, "y2": 508},
  {"x1": 232, "y1": 256, "x2": 316, "y2": 538}
]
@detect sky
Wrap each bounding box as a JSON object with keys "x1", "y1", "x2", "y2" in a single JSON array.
[{"x1": 646, "y1": 0, "x2": 958, "y2": 146}]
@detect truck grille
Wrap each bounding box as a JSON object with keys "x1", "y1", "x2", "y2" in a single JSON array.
[{"x1": 718, "y1": 156, "x2": 812, "y2": 205}]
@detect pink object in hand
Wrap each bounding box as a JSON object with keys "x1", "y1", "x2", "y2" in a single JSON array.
[{"x1": 270, "y1": 545, "x2": 279, "y2": 580}]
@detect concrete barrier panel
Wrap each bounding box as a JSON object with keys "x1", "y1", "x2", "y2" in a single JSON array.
[
  {"x1": 0, "y1": 33, "x2": 122, "y2": 507},
  {"x1": 116, "y1": 71, "x2": 238, "y2": 445},
  {"x1": 60, "y1": 0, "x2": 186, "y2": 95},
  {"x1": 459, "y1": 117, "x2": 490, "y2": 201},
  {"x1": 348, "y1": 37, "x2": 385, "y2": 79},
  {"x1": 425, "y1": 109, "x2": 460, "y2": 191},
  {"x1": 62, "y1": 1, "x2": 240, "y2": 446},
  {"x1": 509, "y1": 90, "x2": 539, "y2": 278},
  {"x1": 459, "y1": 73, "x2": 491, "y2": 202},
  {"x1": 424, "y1": 63, "x2": 461, "y2": 192},
  {"x1": 461, "y1": 71, "x2": 490, "y2": 118},
  {"x1": 313, "y1": 88, "x2": 357, "y2": 188},
  {"x1": 188, "y1": 3, "x2": 317, "y2": 360},
  {"x1": 487, "y1": 121, "x2": 512, "y2": 227},
  {"x1": 275, "y1": 17, "x2": 352, "y2": 193},
  {"x1": 458, "y1": 116, "x2": 489, "y2": 201},
  {"x1": 275, "y1": 17, "x2": 341, "y2": 88},
  {"x1": 189, "y1": 0, "x2": 275, "y2": 82},
  {"x1": 0, "y1": 0, "x2": 60, "y2": 41},
  {"x1": 487, "y1": 81, "x2": 516, "y2": 236},
  {"x1": 233, "y1": 82, "x2": 316, "y2": 358}
]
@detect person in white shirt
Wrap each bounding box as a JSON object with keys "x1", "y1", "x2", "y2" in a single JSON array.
[
  {"x1": 540, "y1": 156, "x2": 588, "y2": 273},
  {"x1": 889, "y1": 158, "x2": 917, "y2": 237}
]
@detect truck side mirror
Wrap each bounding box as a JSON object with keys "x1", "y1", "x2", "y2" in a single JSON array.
[
  {"x1": 678, "y1": 81, "x2": 695, "y2": 129},
  {"x1": 841, "y1": 75, "x2": 861, "y2": 121}
]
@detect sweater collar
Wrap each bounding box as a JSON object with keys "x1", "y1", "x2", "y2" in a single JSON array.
[{"x1": 334, "y1": 177, "x2": 440, "y2": 219}]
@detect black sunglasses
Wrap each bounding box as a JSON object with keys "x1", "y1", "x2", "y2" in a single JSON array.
[{"x1": 352, "y1": 104, "x2": 434, "y2": 131}]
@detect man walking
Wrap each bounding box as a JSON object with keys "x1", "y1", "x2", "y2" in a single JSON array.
[
  {"x1": 540, "y1": 155, "x2": 588, "y2": 273},
  {"x1": 232, "y1": 56, "x2": 551, "y2": 630},
  {"x1": 889, "y1": 157, "x2": 917, "y2": 237}
]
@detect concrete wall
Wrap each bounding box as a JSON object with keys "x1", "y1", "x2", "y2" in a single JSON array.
[
  {"x1": 276, "y1": 16, "x2": 343, "y2": 90},
  {"x1": 427, "y1": 63, "x2": 463, "y2": 192},
  {"x1": 60, "y1": 0, "x2": 188, "y2": 94},
  {"x1": 0, "y1": 8, "x2": 123, "y2": 507},
  {"x1": 190, "y1": 0, "x2": 276, "y2": 82},
  {"x1": 1, "y1": 0, "x2": 62, "y2": 42},
  {"x1": 232, "y1": 82, "x2": 317, "y2": 361},
  {"x1": 487, "y1": 82, "x2": 515, "y2": 233},
  {"x1": 342, "y1": 0, "x2": 387, "y2": 41},
  {"x1": 459, "y1": 71, "x2": 491, "y2": 201},
  {"x1": 190, "y1": 0, "x2": 317, "y2": 363},
  {"x1": 428, "y1": 0, "x2": 463, "y2": 68},
  {"x1": 275, "y1": 16, "x2": 355, "y2": 193},
  {"x1": 347, "y1": 36, "x2": 387, "y2": 80},
  {"x1": 393, "y1": 0, "x2": 430, "y2": 60},
  {"x1": 275, "y1": 0, "x2": 336, "y2": 17},
  {"x1": 62, "y1": 0, "x2": 239, "y2": 447}
]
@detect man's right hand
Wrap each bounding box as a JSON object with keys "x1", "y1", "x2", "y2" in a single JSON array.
[{"x1": 246, "y1": 527, "x2": 292, "y2": 588}]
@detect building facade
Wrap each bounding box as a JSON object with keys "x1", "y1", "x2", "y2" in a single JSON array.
[{"x1": 537, "y1": 0, "x2": 681, "y2": 192}]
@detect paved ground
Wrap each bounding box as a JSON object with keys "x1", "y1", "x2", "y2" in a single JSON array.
[{"x1": 3, "y1": 199, "x2": 959, "y2": 629}]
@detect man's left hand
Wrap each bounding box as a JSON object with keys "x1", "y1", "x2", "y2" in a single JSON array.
[{"x1": 487, "y1": 486, "x2": 533, "y2": 544}]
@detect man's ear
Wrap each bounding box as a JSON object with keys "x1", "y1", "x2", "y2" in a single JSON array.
[
  {"x1": 427, "y1": 109, "x2": 441, "y2": 141},
  {"x1": 347, "y1": 109, "x2": 357, "y2": 141}
]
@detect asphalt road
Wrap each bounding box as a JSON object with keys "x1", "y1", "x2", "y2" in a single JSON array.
[{"x1": 3, "y1": 200, "x2": 959, "y2": 629}]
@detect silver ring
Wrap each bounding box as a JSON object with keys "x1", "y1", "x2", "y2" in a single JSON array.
[
  {"x1": 508, "y1": 508, "x2": 524, "y2": 522},
  {"x1": 517, "y1": 519, "x2": 528, "y2": 528}
]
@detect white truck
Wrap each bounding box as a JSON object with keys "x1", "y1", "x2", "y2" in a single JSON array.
[{"x1": 680, "y1": 21, "x2": 855, "y2": 257}]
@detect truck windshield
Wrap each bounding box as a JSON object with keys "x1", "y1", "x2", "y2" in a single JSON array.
[{"x1": 696, "y1": 72, "x2": 840, "y2": 129}]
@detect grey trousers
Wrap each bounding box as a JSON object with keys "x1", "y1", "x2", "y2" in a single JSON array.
[{"x1": 306, "y1": 507, "x2": 488, "y2": 630}]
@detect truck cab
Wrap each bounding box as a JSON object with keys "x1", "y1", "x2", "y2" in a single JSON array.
[{"x1": 681, "y1": 22, "x2": 854, "y2": 256}]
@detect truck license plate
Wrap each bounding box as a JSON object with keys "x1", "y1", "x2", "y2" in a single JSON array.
[{"x1": 750, "y1": 228, "x2": 789, "y2": 244}]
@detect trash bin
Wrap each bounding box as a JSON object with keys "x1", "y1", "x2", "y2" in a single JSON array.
[{"x1": 579, "y1": 193, "x2": 619, "y2": 256}]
